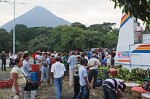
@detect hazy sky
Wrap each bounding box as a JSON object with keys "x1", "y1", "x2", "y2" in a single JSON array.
[{"x1": 0, "y1": 0, "x2": 123, "y2": 28}]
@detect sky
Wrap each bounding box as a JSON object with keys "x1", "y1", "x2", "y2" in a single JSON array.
[{"x1": 0, "y1": 0, "x2": 124, "y2": 28}]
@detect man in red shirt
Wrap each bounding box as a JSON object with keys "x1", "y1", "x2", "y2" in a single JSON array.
[{"x1": 32, "y1": 51, "x2": 37, "y2": 64}]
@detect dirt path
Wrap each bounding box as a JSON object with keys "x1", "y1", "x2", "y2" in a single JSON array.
[
  {"x1": 0, "y1": 68, "x2": 130, "y2": 99},
  {"x1": 35, "y1": 78, "x2": 103, "y2": 99},
  {"x1": 0, "y1": 68, "x2": 12, "y2": 80}
]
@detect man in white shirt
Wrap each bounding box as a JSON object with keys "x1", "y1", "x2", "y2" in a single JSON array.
[
  {"x1": 51, "y1": 57, "x2": 66, "y2": 99},
  {"x1": 76, "y1": 58, "x2": 91, "y2": 99},
  {"x1": 88, "y1": 53, "x2": 101, "y2": 89},
  {"x1": 135, "y1": 22, "x2": 143, "y2": 43}
]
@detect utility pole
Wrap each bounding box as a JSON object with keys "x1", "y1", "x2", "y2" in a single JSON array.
[{"x1": 1, "y1": 0, "x2": 25, "y2": 54}]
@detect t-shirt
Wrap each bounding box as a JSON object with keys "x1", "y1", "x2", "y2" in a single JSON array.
[
  {"x1": 11, "y1": 66, "x2": 26, "y2": 86},
  {"x1": 67, "y1": 55, "x2": 77, "y2": 67},
  {"x1": 41, "y1": 57, "x2": 47, "y2": 66},
  {"x1": 106, "y1": 55, "x2": 111, "y2": 64},
  {"x1": 51, "y1": 61, "x2": 66, "y2": 78},
  {"x1": 78, "y1": 65, "x2": 88, "y2": 86},
  {"x1": 35, "y1": 54, "x2": 41, "y2": 63},
  {"x1": 88, "y1": 58, "x2": 101, "y2": 70},
  {"x1": 22, "y1": 60, "x2": 31, "y2": 77}
]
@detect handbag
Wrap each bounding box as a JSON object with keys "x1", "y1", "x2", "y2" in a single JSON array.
[
  {"x1": 24, "y1": 82, "x2": 39, "y2": 91},
  {"x1": 24, "y1": 82, "x2": 34, "y2": 91}
]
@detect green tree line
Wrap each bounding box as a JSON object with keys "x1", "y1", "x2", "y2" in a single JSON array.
[{"x1": 0, "y1": 22, "x2": 119, "y2": 53}]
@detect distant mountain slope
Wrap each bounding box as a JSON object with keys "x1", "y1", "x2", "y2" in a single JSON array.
[{"x1": 2, "y1": 6, "x2": 71, "y2": 31}]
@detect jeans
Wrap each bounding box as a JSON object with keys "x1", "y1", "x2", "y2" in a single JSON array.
[
  {"x1": 54, "y1": 77, "x2": 63, "y2": 99},
  {"x1": 1, "y1": 60, "x2": 6, "y2": 71},
  {"x1": 103, "y1": 85, "x2": 118, "y2": 99},
  {"x1": 41, "y1": 66, "x2": 50, "y2": 81},
  {"x1": 88, "y1": 69, "x2": 98, "y2": 88},
  {"x1": 76, "y1": 85, "x2": 89, "y2": 99}
]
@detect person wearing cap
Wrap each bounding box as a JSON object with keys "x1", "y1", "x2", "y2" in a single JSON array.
[
  {"x1": 102, "y1": 78, "x2": 126, "y2": 99},
  {"x1": 1, "y1": 51, "x2": 7, "y2": 71},
  {"x1": 41, "y1": 52, "x2": 49, "y2": 83},
  {"x1": 87, "y1": 53, "x2": 101, "y2": 89}
]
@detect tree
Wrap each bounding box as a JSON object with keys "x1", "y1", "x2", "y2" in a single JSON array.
[
  {"x1": 71, "y1": 22, "x2": 86, "y2": 30},
  {"x1": 88, "y1": 22, "x2": 116, "y2": 34},
  {"x1": 50, "y1": 25, "x2": 85, "y2": 51},
  {"x1": 102, "y1": 32, "x2": 118, "y2": 48},
  {"x1": 111, "y1": 0, "x2": 150, "y2": 24},
  {"x1": 84, "y1": 30, "x2": 104, "y2": 49},
  {"x1": 0, "y1": 28, "x2": 12, "y2": 52},
  {"x1": 28, "y1": 34, "x2": 51, "y2": 53}
]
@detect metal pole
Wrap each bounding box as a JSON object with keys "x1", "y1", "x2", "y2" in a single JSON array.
[
  {"x1": 1, "y1": 0, "x2": 25, "y2": 54},
  {"x1": 13, "y1": 0, "x2": 15, "y2": 54}
]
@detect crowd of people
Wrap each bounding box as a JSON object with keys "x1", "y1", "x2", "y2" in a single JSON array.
[{"x1": 0, "y1": 49, "x2": 126, "y2": 99}]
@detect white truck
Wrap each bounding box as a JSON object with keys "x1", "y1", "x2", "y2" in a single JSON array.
[{"x1": 115, "y1": 13, "x2": 150, "y2": 69}]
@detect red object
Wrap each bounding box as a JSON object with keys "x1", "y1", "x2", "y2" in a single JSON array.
[
  {"x1": 131, "y1": 87, "x2": 149, "y2": 93},
  {"x1": 109, "y1": 68, "x2": 117, "y2": 76},
  {"x1": 50, "y1": 58, "x2": 56, "y2": 66},
  {"x1": 147, "y1": 82, "x2": 150, "y2": 86},
  {"x1": 1, "y1": 81, "x2": 7, "y2": 88},
  {"x1": 0, "y1": 81, "x2": 2, "y2": 88},
  {"x1": 3, "y1": 80, "x2": 10, "y2": 88},
  {"x1": 32, "y1": 52, "x2": 36, "y2": 59},
  {"x1": 31, "y1": 64, "x2": 40, "y2": 72}
]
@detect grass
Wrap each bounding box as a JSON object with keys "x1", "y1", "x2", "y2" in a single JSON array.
[{"x1": 0, "y1": 67, "x2": 12, "y2": 99}]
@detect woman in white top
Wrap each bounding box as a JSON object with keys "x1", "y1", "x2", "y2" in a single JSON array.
[{"x1": 11, "y1": 57, "x2": 26, "y2": 99}]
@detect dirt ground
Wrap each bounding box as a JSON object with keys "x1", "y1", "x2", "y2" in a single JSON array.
[{"x1": 0, "y1": 67, "x2": 131, "y2": 99}]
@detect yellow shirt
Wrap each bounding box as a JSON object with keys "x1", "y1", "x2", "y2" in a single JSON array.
[{"x1": 11, "y1": 66, "x2": 26, "y2": 86}]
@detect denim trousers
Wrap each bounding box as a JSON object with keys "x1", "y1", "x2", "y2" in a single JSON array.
[
  {"x1": 103, "y1": 85, "x2": 118, "y2": 99},
  {"x1": 76, "y1": 85, "x2": 89, "y2": 99},
  {"x1": 41, "y1": 66, "x2": 50, "y2": 81},
  {"x1": 54, "y1": 77, "x2": 63, "y2": 99}
]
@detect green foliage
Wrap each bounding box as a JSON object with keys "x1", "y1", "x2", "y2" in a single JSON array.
[
  {"x1": 0, "y1": 28, "x2": 12, "y2": 52},
  {"x1": 114, "y1": 66, "x2": 150, "y2": 83},
  {"x1": 102, "y1": 32, "x2": 118, "y2": 48},
  {"x1": 50, "y1": 25, "x2": 85, "y2": 51},
  {"x1": 71, "y1": 22, "x2": 86, "y2": 30},
  {"x1": 28, "y1": 34, "x2": 51, "y2": 52},
  {"x1": 84, "y1": 30, "x2": 104, "y2": 48},
  {"x1": 111, "y1": 0, "x2": 150, "y2": 24},
  {"x1": 88, "y1": 22, "x2": 116, "y2": 33},
  {"x1": 0, "y1": 22, "x2": 119, "y2": 53}
]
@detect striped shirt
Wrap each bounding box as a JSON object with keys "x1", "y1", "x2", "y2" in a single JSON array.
[
  {"x1": 103, "y1": 78, "x2": 124, "y2": 91},
  {"x1": 67, "y1": 55, "x2": 77, "y2": 67}
]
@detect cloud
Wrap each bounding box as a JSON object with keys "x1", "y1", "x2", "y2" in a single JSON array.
[{"x1": 0, "y1": 0, "x2": 122, "y2": 27}]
